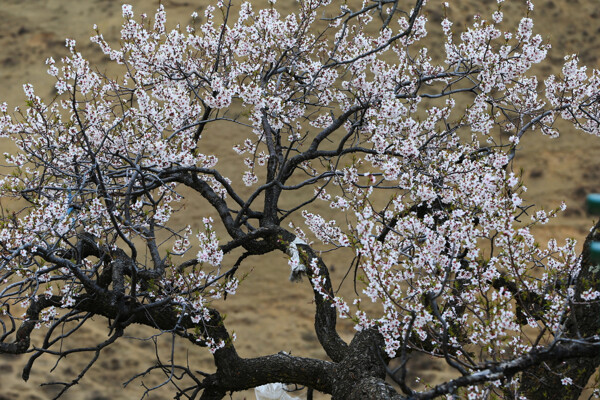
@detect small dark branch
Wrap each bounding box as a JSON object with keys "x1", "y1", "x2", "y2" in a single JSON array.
[
  {"x1": 381, "y1": 0, "x2": 400, "y2": 31},
  {"x1": 193, "y1": 106, "x2": 213, "y2": 143},
  {"x1": 122, "y1": 168, "x2": 140, "y2": 227},
  {"x1": 124, "y1": 363, "x2": 204, "y2": 400},
  {"x1": 323, "y1": 0, "x2": 424, "y2": 69},
  {"x1": 412, "y1": 339, "x2": 600, "y2": 400},
  {"x1": 34, "y1": 245, "x2": 106, "y2": 295},
  {"x1": 426, "y1": 292, "x2": 468, "y2": 376},
  {"x1": 306, "y1": 105, "x2": 364, "y2": 155},
  {"x1": 224, "y1": 251, "x2": 251, "y2": 283},
  {"x1": 160, "y1": 166, "x2": 248, "y2": 210},
  {"x1": 281, "y1": 105, "x2": 364, "y2": 182},
  {"x1": 178, "y1": 173, "x2": 243, "y2": 239},
  {"x1": 386, "y1": 312, "x2": 417, "y2": 396},
  {"x1": 176, "y1": 258, "x2": 200, "y2": 272},
  {"x1": 22, "y1": 311, "x2": 92, "y2": 382},
  {"x1": 0, "y1": 305, "x2": 16, "y2": 342},
  {"x1": 0, "y1": 296, "x2": 62, "y2": 355},
  {"x1": 138, "y1": 226, "x2": 166, "y2": 280},
  {"x1": 508, "y1": 106, "x2": 569, "y2": 162},
  {"x1": 378, "y1": 216, "x2": 399, "y2": 243},
  {"x1": 492, "y1": 273, "x2": 546, "y2": 324},
  {"x1": 41, "y1": 327, "x2": 123, "y2": 400},
  {"x1": 93, "y1": 161, "x2": 138, "y2": 260},
  {"x1": 211, "y1": 0, "x2": 232, "y2": 74}
]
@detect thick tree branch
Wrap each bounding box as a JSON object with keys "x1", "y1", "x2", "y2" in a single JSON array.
[{"x1": 296, "y1": 243, "x2": 349, "y2": 363}]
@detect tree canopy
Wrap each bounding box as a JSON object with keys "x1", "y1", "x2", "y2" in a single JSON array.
[{"x1": 1, "y1": 0, "x2": 600, "y2": 399}]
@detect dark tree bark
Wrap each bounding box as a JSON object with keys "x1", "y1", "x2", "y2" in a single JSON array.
[
  {"x1": 2, "y1": 1, "x2": 600, "y2": 399},
  {"x1": 520, "y1": 220, "x2": 600, "y2": 399}
]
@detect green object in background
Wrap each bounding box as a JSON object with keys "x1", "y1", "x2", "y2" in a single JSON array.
[
  {"x1": 590, "y1": 242, "x2": 600, "y2": 263},
  {"x1": 586, "y1": 194, "x2": 600, "y2": 262},
  {"x1": 587, "y1": 194, "x2": 600, "y2": 215}
]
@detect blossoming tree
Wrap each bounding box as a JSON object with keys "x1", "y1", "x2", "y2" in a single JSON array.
[{"x1": 1, "y1": 0, "x2": 600, "y2": 398}]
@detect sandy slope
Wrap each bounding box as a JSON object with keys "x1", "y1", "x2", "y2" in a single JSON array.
[{"x1": 0, "y1": 1, "x2": 599, "y2": 399}]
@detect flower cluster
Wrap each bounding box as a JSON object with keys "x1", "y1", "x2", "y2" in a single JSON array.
[{"x1": 0, "y1": 0, "x2": 599, "y2": 396}]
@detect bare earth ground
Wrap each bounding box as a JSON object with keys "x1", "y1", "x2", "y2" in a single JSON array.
[{"x1": 0, "y1": 0, "x2": 599, "y2": 399}]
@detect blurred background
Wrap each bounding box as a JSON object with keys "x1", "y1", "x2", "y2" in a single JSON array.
[{"x1": 0, "y1": 0, "x2": 599, "y2": 398}]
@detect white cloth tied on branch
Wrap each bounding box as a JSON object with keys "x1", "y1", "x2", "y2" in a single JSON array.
[
  {"x1": 255, "y1": 383, "x2": 306, "y2": 400},
  {"x1": 286, "y1": 237, "x2": 308, "y2": 282}
]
